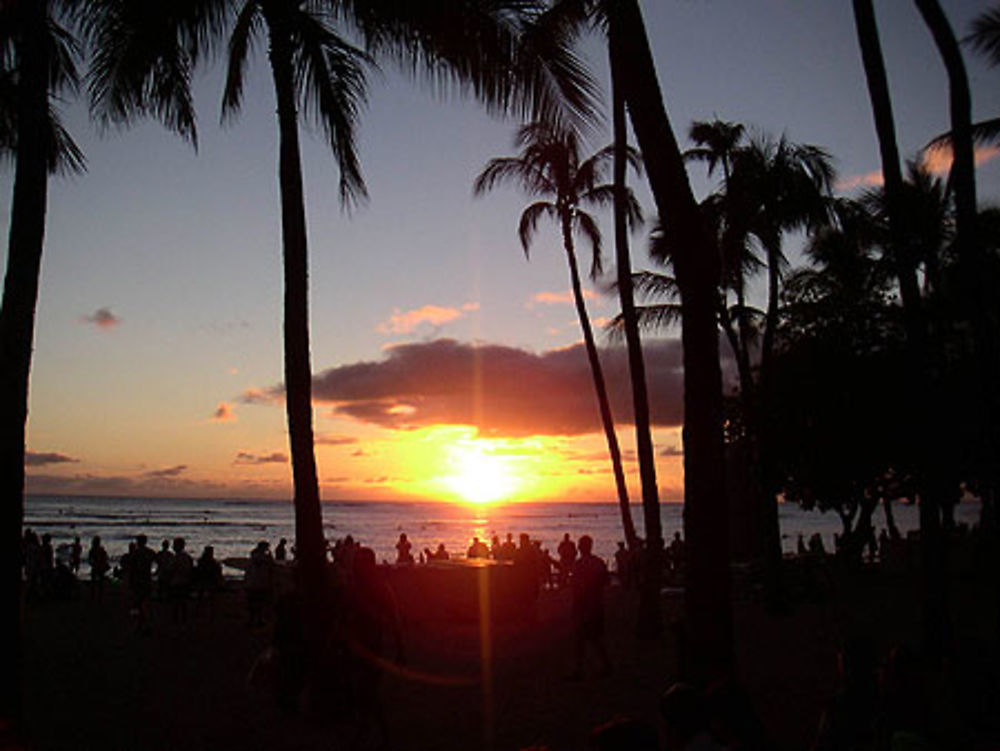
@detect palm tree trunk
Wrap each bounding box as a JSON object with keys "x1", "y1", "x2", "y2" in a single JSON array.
[
  {"x1": 853, "y1": 0, "x2": 949, "y2": 659},
  {"x1": 609, "y1": 0, "x2": 734, "y2": 682},
  {"x1": 265, "y1": 13, "x2": 327, "y2": 594},
  {"x1": 559, "y1": 214, "x2": 635, "y2": 550},
  {"x1": 0, "y1": 2, "x2": 51, "y2": 730},
  {"x1": 608, "y1": 36, "x2": 649, "y2": 556},
  {"x1": 914, "y1": 0, "x2": 1000, "y2": 652}
]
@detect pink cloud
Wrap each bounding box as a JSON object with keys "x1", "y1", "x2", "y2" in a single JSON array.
[
  {"x1": 836, "y1": 170, "x2": 884, "y2": 192},
  {"x1": 211, "y1": 402, "x2": 236, "y2": 423},
  {"x1": 921, "y1": 144, "x2": 1000, "y2": 175},
  {"x1": 529, "y1": 289, "x2": 597, "y2": 307},
  {"x1": 376, "y1": 303, "x2": 479, "y2": 335},
  {"x1": 80, "y1": 307, "x2": 121, "y2": 330}
]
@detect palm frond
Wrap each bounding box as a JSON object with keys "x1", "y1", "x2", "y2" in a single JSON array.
[
  {"x1": 925, "y1": 116, "x2": 1000, "y2": 152},
  {"x1": 575, "y1": 208, "x2": 602, "y2": 278},
  {"x1": 517, "y1": 200, "x2": 557, "y2": 255},
  {"x1": 966, "y1": 6, "x2": 1000, "y2": 67},
  {"x1": 222, "y1": 1, "x2": 262, "y2": 122},
  {"x1": 292, "y1": 6, "x2": 371, "y2": 207},
  {"x1": 473, "y1": 155, "x2": 555, "y2": 197}
]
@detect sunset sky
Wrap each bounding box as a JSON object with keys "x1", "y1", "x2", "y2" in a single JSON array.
[{"x1": 5, "y1": 1, "x2": 1000, "y2": 504}]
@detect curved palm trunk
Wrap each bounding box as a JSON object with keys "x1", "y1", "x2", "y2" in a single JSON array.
[
  {"x1": 854, "y1": 0, "x2": 950, "y2": 659},
  {"x1": 0, "y1": 3, "x2": 51, "y2": 729},
  {"x1": 609, "y1": 36, "x2": 659, "y2": 633},
  {"x1": 914, "y1": 0, "x2": 999, "y2": 652},
  {"x1": 559, "y1": 213, "x2": 635, "y2": 550},
  {"x1": 610, "y1": 0, "x2": 734, "y2": 681},
  {"x1": 265, "y1": 12, "x2": 327, "y2": 595},
  {"x1": 609, "y1": 41, "x2": 650, "y2": 555}
]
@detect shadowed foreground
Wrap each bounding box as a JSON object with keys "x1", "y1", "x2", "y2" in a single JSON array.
[{"x1": 18, "y1": 554, "x2": 1000, "y2": 751}]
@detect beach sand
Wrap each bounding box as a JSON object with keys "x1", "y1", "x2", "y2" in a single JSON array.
[{"x1": 17, "y1": 556, "x2": 1000, "y2": 751}]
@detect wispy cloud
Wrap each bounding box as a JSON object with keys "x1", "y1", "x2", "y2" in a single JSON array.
[
  {"x1": 921, "y1": 144, "x2": 1000, "y2": 175},
  {"x1": 211, "y1": 402, "x2": 236, "y2": 423},
  {"x1": 240, "y1": 387, "x2": 279, "y2": 405},
  {"x1": 25, "y1": 451, "x2": 79, "y2": 467},
  {"x1": 836, "y1": 170, "x2": 883, "y2": 192},
  {"x1": 839, "y1": 145, "x2": 1000, "y2": 192},
  {"x1": 80, "y1": 307, "x2": 121, "y2": 330},
  {"x1": 315, "y1": 434, "x2": 359, "y2": 446},
  {"x1": 376, "y1": 302, "x2": 479, "y2": 335},
  {"x1": 145, "y1": 464, "x2": 187, "y2": 479},
  {"x1": 528, "y1": 289, "x2": 597, "y2": 307},
  {"x1": 660, "y1": 445, "x2": 684, "y2": 457},
  {"x1": 235, "y1": 451, "x2": 288, "y2": 466}
]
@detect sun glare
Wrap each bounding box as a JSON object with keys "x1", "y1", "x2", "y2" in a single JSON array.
[{"x1": 443, "y1": 443, "x2": 516, "y2": 505}]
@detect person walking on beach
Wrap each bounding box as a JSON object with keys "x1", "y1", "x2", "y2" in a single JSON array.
[
  {"x1": 557, "y1": 533, "x2": 577, "y2": 588},
  {"x1": 568, "y1": 535, "x2": 611, "y2": 679},
  {"x1": 127, "y1": 535, "x2": 156, "y2": 634},
  {"x1": 87, "y1": 536, "x2": 110, "y2": 601},
  {"x1": 70, "y1": 536, "x2": 82, "y2": 575}
]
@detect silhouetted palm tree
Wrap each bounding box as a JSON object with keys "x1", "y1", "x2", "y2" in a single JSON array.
[
  {"x1": 605, "y1": 0, "x2": 734, "y2": 682},
  {"x1": 0, "y1": 0, "x2": 85, "y2": 729},
  {"x1": 474, "y1": 121, "x2": 641, "y2": 550},
  {"x1": 81, "y1": 0, "x2": 600, "y2": 597}
]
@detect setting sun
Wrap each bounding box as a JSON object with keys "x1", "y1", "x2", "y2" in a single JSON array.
[{"x1": 443, "y1": 442, "x2": 516, "y2": 505}]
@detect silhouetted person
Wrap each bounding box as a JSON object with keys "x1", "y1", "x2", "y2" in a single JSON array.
[
  {"x1": 513, "y1": 533, "x2": 540, "y2": 622},
  {"x1": 275, "y1": 537, "x2": 288, "y2": 562},
  {"x1": 500, "y1": 533, "x2": 517, "y2": 561},
  {"x1": 342, "y1": 546, "x2": 404, "y2": 747},
  {"x1": 395, "y1": 532, "x2": 414, "y2": 565},
  {"x1": 245, "y1": 541, "x2": 275, "y2": 626},
  {"x1": 425, "y1": 543, "x2": 449, "y2": 561},
  {"x1": 193, "y1": 545, "x2": 223, "y2": 617},
  {"x1": 660, "y1": 682, "x2": 727, "y2": 751},
  {"x1": 87, "y1": 536, "x2": 109, "y2": 601},
  {"x1": 155, "y1": 539, "x2": 174, "y2": 601},
  {"x1": 69, "y1": 536, "x2": 82, "y2": 575},
  {"x1": 490, "y1": 534, "x2": 502, "y2": 559},
  {"x1": 557, "y1": 533, "x2": 577, "y2": 588},
  {"x1": 127, "y1": 534, "x2": 156, "y2": 634},
  {"x1": 467, "y1": 536, "x2": 489, "y2": 559},
  {"x1": 168, "y1": 537, "x2": 194, "y2": 623},
  {"x1": 808, "y1": 533, "x2": 827, "y2": 557},
  {"x1": 614, "y1": 541, "x2": 633, "y2": 588},
  {"x1": 569, "y1": 535, "x2": 610, "y2": 679},
  {"x1": 589, "y1": 715, "x2": 659, "y2": 750},
  {"x1": 797, "y1": 533, "x2": 808, "y2": 556},
  {"x1": 812, "y1": 635, "x2": 879, "y2": 751}
]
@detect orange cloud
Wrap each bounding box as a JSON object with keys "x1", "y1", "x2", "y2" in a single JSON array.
[
  {"x1": 80, "y1": 307, "x2": 121, "y2": 330},
  {"x1": 376, "y1": 303, "x2": 479, "y2": 335},
  {"x1": 836, "y1": 170, "x2": 884, "y2": 192},
  {"x1": 921, "y1": 144, "x2": 1000, "y2": 175},
  {"x1": 529, "y1": 289, "x2": 597, "y2": 307},
  {"x1": 211, "y1": 402, "x2": 236, "y2": 423}
]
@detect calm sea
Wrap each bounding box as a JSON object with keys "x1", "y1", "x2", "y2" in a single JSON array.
[{"x1": 24, "y1": 494, "x2": 982, "y2": 576}]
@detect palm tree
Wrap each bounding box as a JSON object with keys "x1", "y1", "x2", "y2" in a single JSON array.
[
  {"x1": 474, "y1": 121, "x2": 640, "y2": 550},
  {"x1": 0, "y1": 0, "x2": 85, "y2": 729},
  {"x1": 604, "y1": 0, "x2": 734, "y2": 683},
  {"x1": 81, "y1": 0, "x2": 600, "y2": 598}
]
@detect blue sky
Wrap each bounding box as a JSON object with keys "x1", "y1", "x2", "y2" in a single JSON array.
[{"x1": 4, "y1": 1, "x2": 999, "y2": 501}]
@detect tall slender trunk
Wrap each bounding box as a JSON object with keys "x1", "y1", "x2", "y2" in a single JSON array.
[
  {"x1": 609, "y1": 35, "x2": 652, "y2": 556},
  {"x1": 609, "y1": 0, "x2": 734, "y2": 682},
  {"x1": 0, "y1": 2, "x2": 51, "y2": 730},
  {"x1": 559, "y1": 213, "x2": 635, "y2": 549},
  {"x1": 853, "y1": 0, "x2": 949, "y2": 658},
  {"x1": 914, "y1": 0, "x2": 1000, "y2": 650},
  {"x1": 266, "y1": 13, "x2": 326, "y2": 594}
]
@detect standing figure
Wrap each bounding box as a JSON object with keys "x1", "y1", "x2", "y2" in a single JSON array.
[
  {"x1": 245, "y1": 541, "x2": 275, "y2": 626},
  {"x1": 395, "y1": 533, "x2": 414, "y2": 565},
  {"x1": 569, "y1": 535, "x2": 610, "y2": 679},
  {"x1": 127, "y1": 535, "x2": 157, "y2": 634},
  {"x1": 557, "y1": 533, "x2": 577, "y2": 588},
  {"x1": 70, "y1": 536, "x2": 83, "y2": 575},
  {"x1": 169, "y1": 537, "x2": 194, "y2": 623},
  {"x1": 87, "y1": 536, "x2": 110, "y2": 601},
  {"x1": 275, "y1": 538, "x2": 288, "y2": 562}
]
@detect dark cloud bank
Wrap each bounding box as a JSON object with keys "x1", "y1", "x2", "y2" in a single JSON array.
[{"x1": 291, "y1": 338, "x2": 730, "y2": 437}]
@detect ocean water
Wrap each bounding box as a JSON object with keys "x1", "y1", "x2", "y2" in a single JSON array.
[{"x1": 24, "y1": 494, "x2": 982, "y2": 575}]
